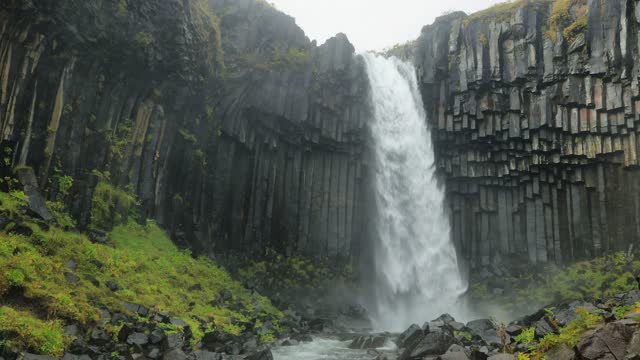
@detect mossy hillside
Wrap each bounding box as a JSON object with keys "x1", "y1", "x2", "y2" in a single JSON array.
[
  {"x1": 0, "y1": 191, "x2": 282, "y2": 356},
  {"x1": 470, "y1": 252, "x2": 640, "y2": 317},
  {"x1": 236, "y1": 249, "x2": 354, "y2": 292}
]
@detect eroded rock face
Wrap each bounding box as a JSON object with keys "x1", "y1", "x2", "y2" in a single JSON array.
[
  {"x1": 412, "y1": 0, "x2": 640, "y2": 270},
  {"x1": 0, "y1": 0, "x2": 371, "y2": 260}
]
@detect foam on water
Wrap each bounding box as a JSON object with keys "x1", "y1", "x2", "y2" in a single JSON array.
[{"x1": 362, "y1": 53, "x2": 468, "y2": 331}]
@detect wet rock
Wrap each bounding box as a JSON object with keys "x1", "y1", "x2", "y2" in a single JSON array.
[
  {"x1": 400, "y1": 329, "x2": 458, "y2": 359},
  {"x1": 244, "y1": 349, "x2": 274, "y2": 360},
  {"x1": 487, "y1": 355, "x2": 514, "y2": 360},
  {"x1": 577, "y1": 322, "x2": 634, "y2": 360},
  {"x1": 534, "y1": 317, "x2": 557, "y2": 338},
  {"x1": 17, "y1": 354, "x2": 56, "y2": 360},
  {"x1": 61, "y1": 354, "x2": 91, "y2": 360},
  {"x1": 545, "y1": 344, "x2": 576, "y2": 360},
  {"x1": 89, "y1": 328, "x2": 110, "y2": 346},
  {"x1": 280, "y1": 339, "x2": 299, "y2": 346},
  {"x1": 350, "y1": 335, "x2": 386, "y2": 349},
  {"x1": 127, "y1": 332, "x2": 149, "y2": 346},
  {"x1": 150, "y1": 328, "x2": 165, "y2": 344},
  {"x1": 191, "y1": 351, "x2": 222, "y2": 360},
  {"x1": 466, "y1": 319, "x2": 503, "y2": 346},
  {"x1": 397, "y1": 324, "x2": 424, "y2": 349},
  {"x1": 163, "y1": 349, "x2": 187, "y2": 360},
  {"x1": 147, "y1": 348, "x2": 162, "y2": 359},
  {"x1": 165, "y1": 333, "x2": 185, "y2": 350}
]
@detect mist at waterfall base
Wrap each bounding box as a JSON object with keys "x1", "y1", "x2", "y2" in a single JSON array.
[{"x1": 362, "y1": 53, "x2": 469, "y2": 332}]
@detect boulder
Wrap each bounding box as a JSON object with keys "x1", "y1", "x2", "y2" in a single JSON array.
[
  {"x1": 545, "y1": 344, "x2": 576, "y2": 360},
  {"x1": 127, "y1": 332, "x2": 149, "y2": 346},
  {"x1": 244, "y1": 349, "x2": 274, "y2": 360},
  {"x1": 487, "y1": 355, "x2": 514, "y2": 360},
  {"x1": 627, "y1": 330, "x2": 640, "y2": 359},
  {"x1": 400, "y1": 330, "x2": 458, "y2": 360},
  {"x1": 17, "y1": 354, "x2": 56, "y2": 360},
  {"x1": 15, "y1": 167, "x2": 53, "y2": 221},
  {"x1": 397, "y1": 324, "x2": 424, "y2": 349},
  {"x1": 61, "y1": 354, "x2": 91, "y2": 360},
  {"x1": 163, "y1": 349, "x2": 187, "y2": 360},
  {"x1": 576, "y1": 322, "x2": 634, "y2": 360},
  {"x1": 466, "y1": 319, "x2": 503, "y2": 346},
  {"x1": 64, "y1": 272, "x2": 80, "y2": 284},
  {"x1": 191, "y1": 351, "x2": 222, "y2": 360}
]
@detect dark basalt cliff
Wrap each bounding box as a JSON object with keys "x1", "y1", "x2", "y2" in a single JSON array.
[
  {"x1": 0, "y1": 0, "x2": 371, "y2": 260},
  {"x1": 3, "y1": 0, "x2": 640, "y2": 277},
  {"x1": 413, "y1": 0, "x2": 640, "y2": 271}
]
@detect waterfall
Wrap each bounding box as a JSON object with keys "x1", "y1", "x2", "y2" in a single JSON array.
[{"x1": 363, "y1": 53, "x2": 468, "y2": 331}]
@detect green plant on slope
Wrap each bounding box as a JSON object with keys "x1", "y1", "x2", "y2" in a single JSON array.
[
  {"x1": 0, "y1": 307, "x2": 67, "y2": 358},
  {"x1": 0, "y1": 195, "x2": 283, "y2": 357},
  {"x1": 90, "y1": 181, "x2": 138, "y2": 230}
]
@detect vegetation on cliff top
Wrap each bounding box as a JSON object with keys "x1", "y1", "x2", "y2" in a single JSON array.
[
  {"x1": 463, "y1": 0, "x2": 588, "y2": 44},
  {"x1": 0, "y1": 190, "x2": 282, "y2": 357}
]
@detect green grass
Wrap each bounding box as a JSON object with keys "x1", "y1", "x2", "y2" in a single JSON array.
[
  {"x1": 0, "y1": 307, "x2": 67, "y2": 357},
  {"x1": 0, "y1": 191, "x2": 282, "y2": 356},
  {"x1": 237, "y1": 249, "x2": 354, "y2": 291}
]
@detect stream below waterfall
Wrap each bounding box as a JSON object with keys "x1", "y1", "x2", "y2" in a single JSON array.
[{"x1": 272, "y1": 337, "x2": 397, "y2": 360}]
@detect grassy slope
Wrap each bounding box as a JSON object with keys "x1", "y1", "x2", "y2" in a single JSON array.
[{"x1": 0, "y1": 191, "x2": 282, "y2": 357}]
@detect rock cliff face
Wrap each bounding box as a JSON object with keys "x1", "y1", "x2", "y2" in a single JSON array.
[
  {"x1": 5, "y1": 0, "x2": 640, "y2": 275},
  {"x1": 0, "y1": 0, "x2": 371, "y2": 260},
  {"x1": 413, "y1": 0, "x2": 640, "y2": 270}
]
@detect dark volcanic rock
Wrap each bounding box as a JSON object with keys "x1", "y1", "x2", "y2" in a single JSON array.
[
  {"x1": 244, "y1": 349, "x2": 274, "y2": 360},
  {"x1": 577, "y1": 322, "x2": 634, "y2": 360},
  {"x1": 400, "y1": 330, "x2": 458, "y2": 360}
]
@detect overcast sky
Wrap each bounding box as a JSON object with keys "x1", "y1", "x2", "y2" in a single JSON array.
[{"x1": 268, "y1": 0, "x2": 507, "y2": 52}]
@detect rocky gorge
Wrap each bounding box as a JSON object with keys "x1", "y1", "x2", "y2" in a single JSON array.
[{"x1": 3, "y1": 0, "x2": 640, "y2": 359}]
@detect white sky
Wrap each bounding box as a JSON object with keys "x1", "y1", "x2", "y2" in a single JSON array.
[{"x1": 268, "y1": 0, "x2": 508, "y2": 52}]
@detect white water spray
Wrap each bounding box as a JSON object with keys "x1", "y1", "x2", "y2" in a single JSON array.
[{"x1": 363, "y1": 53, "x2": 467, "y2": 332}]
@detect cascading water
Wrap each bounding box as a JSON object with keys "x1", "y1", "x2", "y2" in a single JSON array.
[{"x1": 363, "y1": 53, "x2": 467, "y2": 332}]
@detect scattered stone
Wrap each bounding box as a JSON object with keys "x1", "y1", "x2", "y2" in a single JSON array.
[
  {"x1": 191, "y1": 351, "x2": 222, "y2": 360},
  {"x1": 127, "y1": 332, "x2": 149, "y2": 346},
  {"x1": 61, "y1": 354, "x2": 91, "y2": 360},
  {"x1": 65, "y1": 259, "x2": 78, "y2": 271},
  {"x1": 64, "y1": 272, "x2": 80, "y2": 284},
  {"x1": 545, "y1": 344, "x2": 575, "y2": 360},
  {"x1": 163, "y1": 349, "x2": 187, "y2": 360},
  {"x1": 84, "y1": 274, "x2": 100, "y2": 287},
  {"x1": 244, "y1": 349, "x2": 274, "y2": 360},
  {"x1": 88, "y1": 229, "x2": 109, "y2": 244},
  {"x1": 400, "y1": 329, "x2": 457, "y2": 360},
  {"x1": 577, "y1": 322, "x2": 634, "y2": 360},
  {"x1": 397, "y1": 324, "x2": 424, "y2": 349},
  {"x1": 106, "y1": 280, "x2": 122, "y2": 291},
  {"x1": 281, "y1": 339, "x2": 299, "y2": 346},
  {"x1": 147, "y1": 348, "x2": 162, "y2": 360},
  {"x1": 150, "y1": 328, "x2": 165, "y2": 344},
  {"x1": 17, "y1": 353, "x2": 57, "y2": 360},
  {"x1": 89, "y1": 328, "x2": 110, "y2": 346}
]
